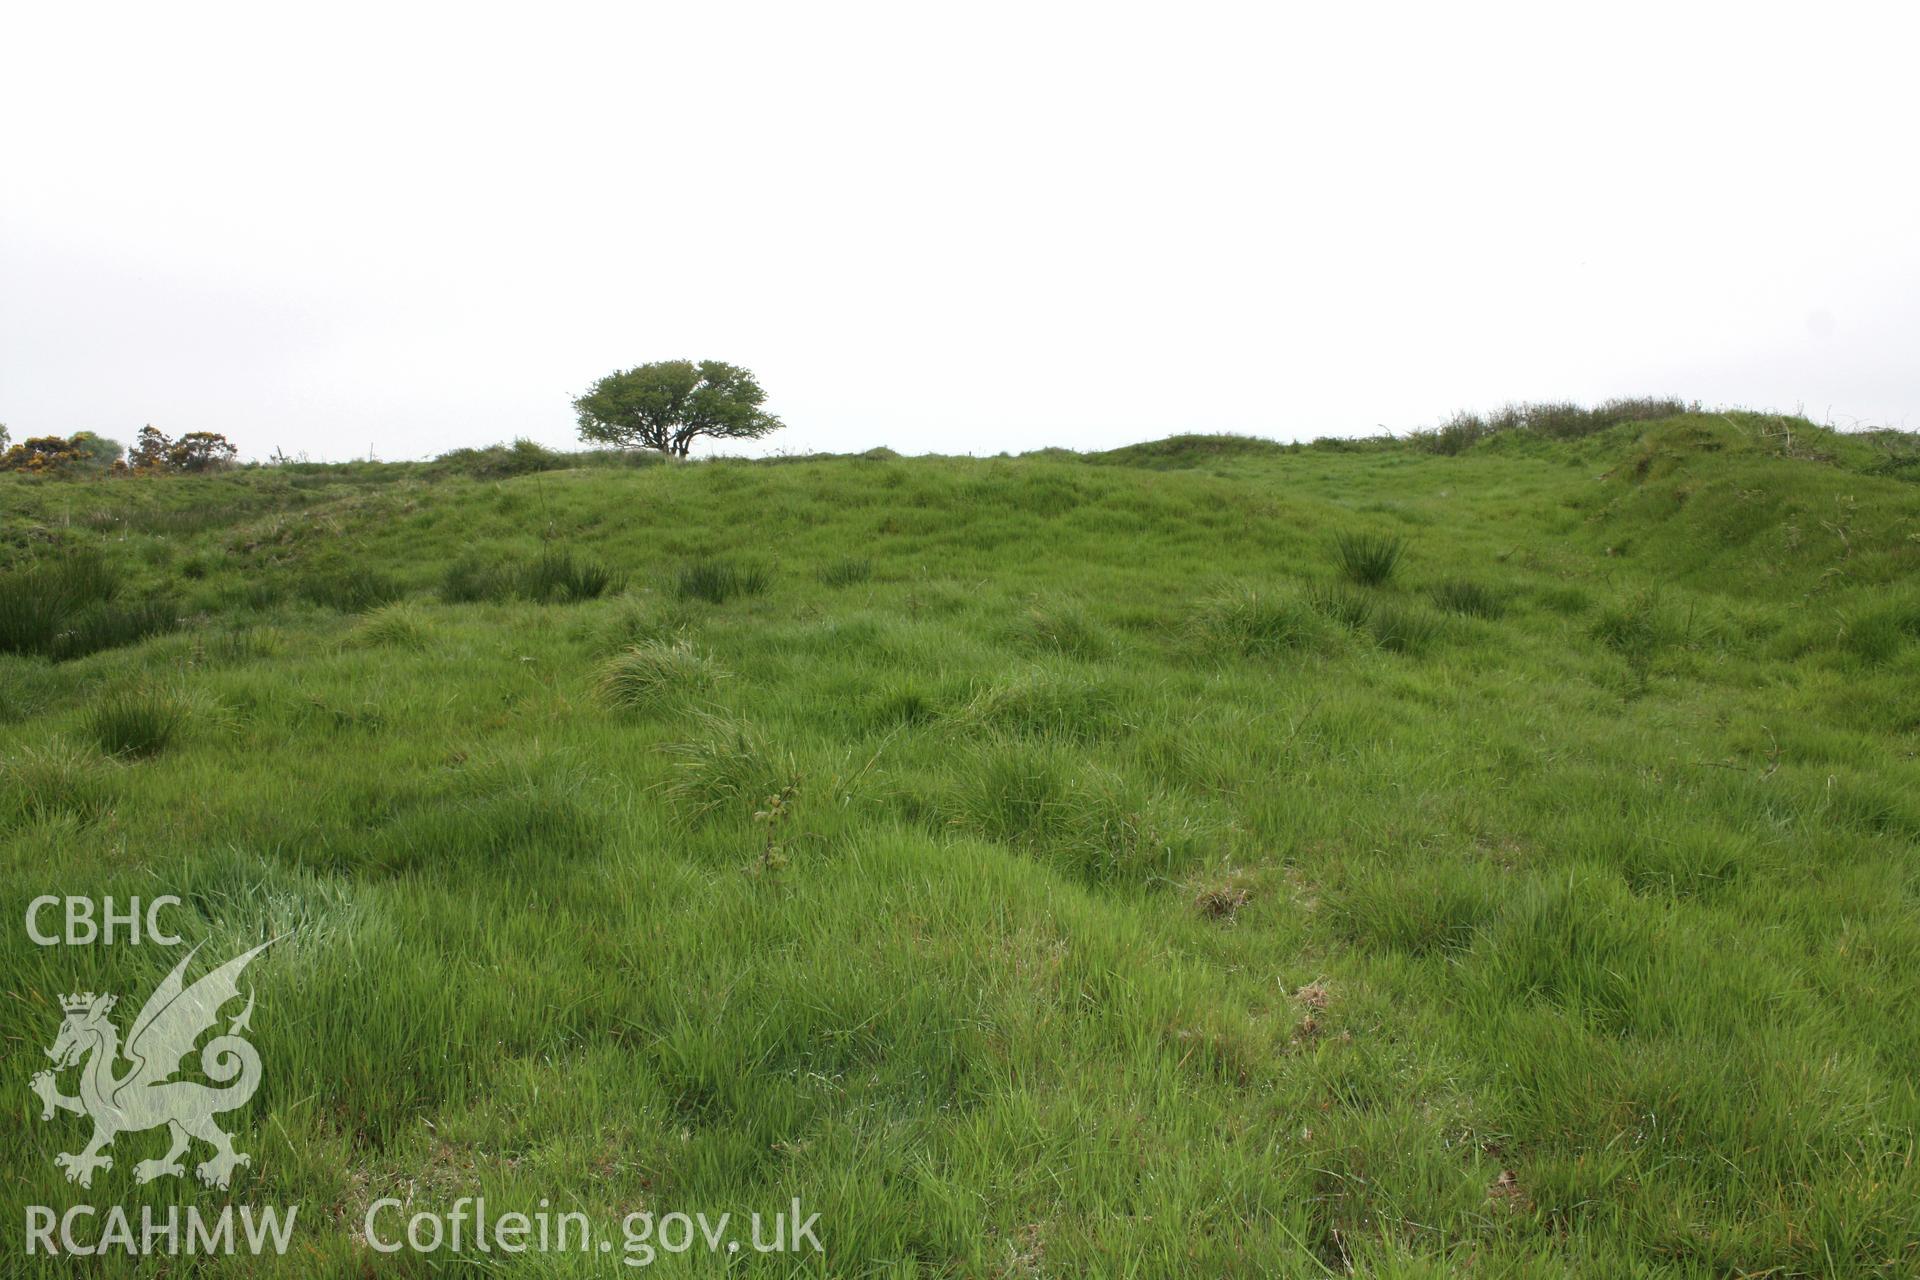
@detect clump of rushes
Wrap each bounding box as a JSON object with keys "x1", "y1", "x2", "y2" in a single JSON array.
[
  {"x1": 1332, "y1": 531, "x2": 1405, "y2": 586},
  {"x1": 521, "y1": 548, "x2": 621, "y2": 602},
  {"x1": 675, "y1": 559, "x2": 773, "y2": 605},
  {"x1": 1368, "y1": 602, "x2": 1442, "y2": 655},
  {"x1": 85, "y1": 690, "x2": 187, "y2": 759},
  {"x1": 1591, "y1": 589, "x2": 1668, "y2": 686},
  {"x1": 817, "y1": 557, "x2": 873, "y2": 587},
  {"x1": 0, "y1": 550, "x2": 176, "y2": 661},
  {"x1": 439, "y1": 555, "x2": 515, "y2": 603},
  {"x1": 441, "y1": 549, "x2": 622, "y2": 603},
  {"x1": 1427, "y1": 578, "x2": 1506, "y2": 619},
  {"x1": 1306, "y1": 581, "x2": 1375, "y2": 630}
]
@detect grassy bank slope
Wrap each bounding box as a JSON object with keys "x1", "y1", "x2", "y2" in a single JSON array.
[{"x1": 3, "y1": 412, "x2": 1918, "y2": 1276}]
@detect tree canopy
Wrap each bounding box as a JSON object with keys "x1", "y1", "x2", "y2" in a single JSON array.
[
  {"x1": 0, "y1": 425, "x2": 235, "y2": 475},
  {"x1": 130, "y1": 425, "x2": 238, "y2": 472},
  {"x1": 573, "y1": 360, "x2": 782, "y2": 457},
  {"x1": 0, "y1": 431, "x2": 121, "y2": 473}
]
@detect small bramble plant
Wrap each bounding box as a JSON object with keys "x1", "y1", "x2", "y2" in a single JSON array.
[{"x1": 751, "y1": 782, "x2": 800, "y2": 876}]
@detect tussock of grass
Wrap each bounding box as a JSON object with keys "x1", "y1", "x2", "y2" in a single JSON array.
[
  {"x1": 595, "y1": 639, "x2": 724, "y2": 712},
  {"x1": 1330, "y1": 860, "x2": 1498, "y2": 955},
  {"x1": 297, "y1": 563, "x2": 404, "y2": 612},
  {"x1": 943, "y1": 741, "x2": 1198, "y2": 884},
  {"x1": 662, "y1": 712, "x2": 792, "y2": 823},
  {"x1": 817, "y1": 556, "x2": 873, "y2": 587},
  {"x1": 84, "y1": 689, "x2": 188, "y2": 758},
  {"x1": 0, "y1": 740, "x2": 108, "y2": 827},
  {"x1": 1306, "y1": 580, "x2": 1375, "y2": 631},
  {"x1": 1592, "y1": 590, "x2": 1670, "y2": 678},
  {"x1": 347, "y1": 602, "x2": 432, "y2": 650},
  {"x1": 675, "y1": 558, "x2": 772, "y2": 604},
  {"x1": 1187, "y1": 588, "x2": 1330, "y2": 658},
  {"x1": 1427, "y1": 578, "x2": 1507, "y2": 618},
  {"x1": 1534, "y1": 583, "x2": 1591, "y2": 616},
  {"x1": 442, "y1": 548, "x2": 622, "y2": 603},
  {"x1": 522, "y1": 547, "x2": 621, "y2": 602},
  {"x1": 207, "y1": 626, "x2": 284, "y2": 664},
  {"x1": 863, "y1": 678, "x2": 948, "y2": 729},
  {"x1": 0, "y1": 550, "x2": 177, "y2": 661},
  {"x1": 1467, "y1": 875, "x2": 1652, "y2": 1021},
  {"x1": 1332, "y1": 531, "x2": 1405, "y2": 586},
  {"x1": 439, "y1": 554, "x2": 516, "y2": 603},
  {"x1": 1013, "y1": 600, "x2": 1111, "y2": 660},
  {"x1": 1836, "y1": 602, "x2": 1919, "y2": 667},
  {"x1": 953, "y1": 671, "x2": 1125, "y2": 741},
  {"x1": 54, "y1": 600, "x2": 179, "y2": 660},
  {"x1": 1368, "y1": 601, "x2": 1443, "y2": 654},
  {"x1": 586, "y1": 597, "x2": 699, "y2": 653}
]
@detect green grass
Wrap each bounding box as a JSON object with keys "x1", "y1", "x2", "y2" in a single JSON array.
[{"x1": 2, "y1": 410, "x2": 1918, "y2": 1275}]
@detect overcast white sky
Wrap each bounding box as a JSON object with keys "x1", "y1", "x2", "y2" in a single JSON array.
[{"x1": 4, "y1": 1, "x2": 1916, "y2": 461}]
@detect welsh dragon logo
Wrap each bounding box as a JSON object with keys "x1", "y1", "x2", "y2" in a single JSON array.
[{"x1": 30, "y1": 942, "x2": 271, "y2": 1190}]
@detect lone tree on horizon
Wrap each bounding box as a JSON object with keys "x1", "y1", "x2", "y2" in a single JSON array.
[{"x1": 573, "y1": 360, "x2": 783, "y2": 458}]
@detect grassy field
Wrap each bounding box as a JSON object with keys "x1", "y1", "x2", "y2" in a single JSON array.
[{"x1": 3, "y1": 411, "x2": 1919, "y2": 1276}]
